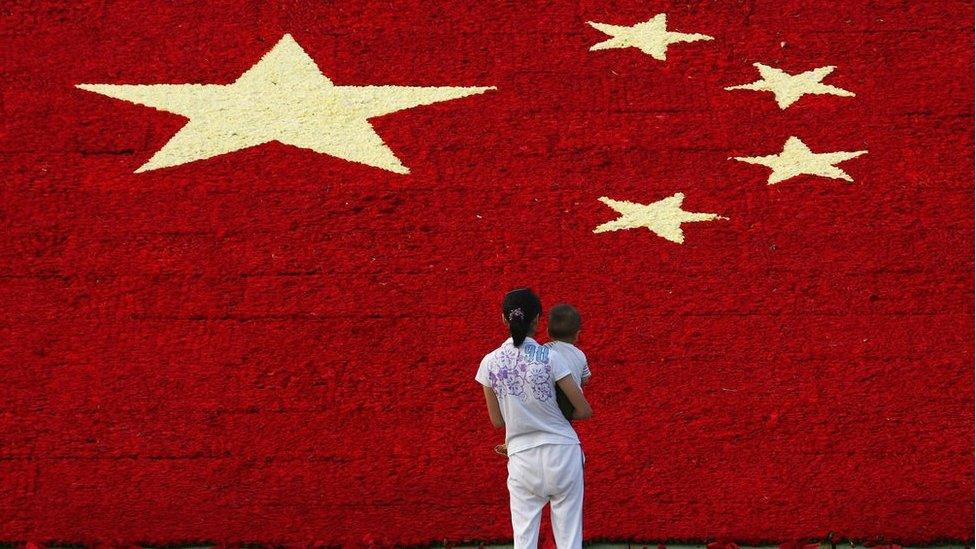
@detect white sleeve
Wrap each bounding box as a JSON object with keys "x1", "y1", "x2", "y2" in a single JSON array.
[
  {"x1": 550, "y1": 350, "x2": 573, "y2": 382},
  {"x1": 580, "y1": 351, "x2": 591, "y2": 380},
  {"x1": 475, "y1": 355, "x2": 491, "y2": 388}
]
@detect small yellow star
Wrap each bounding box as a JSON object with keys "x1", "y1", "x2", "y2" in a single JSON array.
[
  {"x1": 725, "y1": 62, "x2": 855, "y2": 109},
  {"x1": 587, "y1": 13, "x2": 713, "y2": 61},
  {"x1": 594, "y1": 193, "x2": 728, "y2": 244},
  {"x1": 732, "y1": 136, "x2": 867, "y2": 184}
]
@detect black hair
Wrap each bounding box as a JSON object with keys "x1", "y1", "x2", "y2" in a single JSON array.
[
  {"x1": 548, "y1": 304, "x2": 581, "y2": 341},
  {"x1": 502, "y1": 288, "x2": 542, "y2": 348}
]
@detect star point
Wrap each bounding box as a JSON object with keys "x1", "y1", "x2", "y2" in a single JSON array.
[
  {"x1": 725, "y1": 62, "x2": 854, "y2": 108},
  {"x1": 732, "y1": 136, "x2": 867, "y2": 184},
  {"x1": 77, "y1": 34, "x2": 494, "y2": 174},
  {"x1": 594, "y1": 192, "x2": 727, "y2": 244},
  {"x1": 588, "y1": 13, "x2": 713, "y2": 61}
]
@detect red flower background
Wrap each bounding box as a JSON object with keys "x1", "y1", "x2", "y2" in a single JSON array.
[{"x1": 1, "y1": 0, "x2": 972, "y2": 546}]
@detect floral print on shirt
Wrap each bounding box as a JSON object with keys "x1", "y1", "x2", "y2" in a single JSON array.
[{"x1": 487, "y1": 342, "x2": 554, "y2": 403}]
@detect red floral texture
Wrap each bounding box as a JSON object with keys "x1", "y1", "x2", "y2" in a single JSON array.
[{"x1": 1, "y1": 0, "x2": 973, "y2": 546}]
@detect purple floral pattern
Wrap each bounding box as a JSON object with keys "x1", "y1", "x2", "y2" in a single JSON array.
[{"x1": 486, "y1": 342, "x2": 554, "y2": 403}]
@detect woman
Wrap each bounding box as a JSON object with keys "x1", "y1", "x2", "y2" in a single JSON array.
[{"x1": 475, "y1": 287, "x2": 593, "y2": 548}]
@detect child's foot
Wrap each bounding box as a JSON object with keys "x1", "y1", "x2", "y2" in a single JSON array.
[{"x1": 493, "y1": 443, "x2": 508, "y2": 456}]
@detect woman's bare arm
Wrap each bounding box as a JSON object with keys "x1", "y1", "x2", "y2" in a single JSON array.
[
  {"x1": 483, "y1": 385, "x2": 505, "y2": 428},
  {"x1": 556, "y1": 375, "x2": 592, "y2": 419}
]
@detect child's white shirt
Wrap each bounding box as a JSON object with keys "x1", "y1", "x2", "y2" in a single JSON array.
[
  {"x1": 476, "y1": 337, "x2": 580, "y2": 455},
  {"x1": 544, "y1": 340, "x2": 590, "y2": 388}
]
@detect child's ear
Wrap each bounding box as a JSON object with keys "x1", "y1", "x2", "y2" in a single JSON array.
[{"x1": 501, "y1": 313, "x2": 509, "y2": 326}]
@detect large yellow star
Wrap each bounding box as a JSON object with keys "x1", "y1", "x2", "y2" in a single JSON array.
[
  {"x1": 587, "y1": 13, "x2": 713, "y2": 61},
  {"x1": 725, "y1": 62, "x2": 854, "y2": 109},
  {"x1": 732, "y1": 136, "x2": 867, "y2": 184},
  {"x1": 77, "y1": 34, "x2": 494, "y2": 174},
  {"x1": 594, "y1": 193, "x2": 728, "y2": 244}
]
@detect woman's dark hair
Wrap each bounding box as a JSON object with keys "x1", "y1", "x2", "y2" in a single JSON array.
[{"x1": 502, "y1": 287, "x2": 542, "y2": 348}]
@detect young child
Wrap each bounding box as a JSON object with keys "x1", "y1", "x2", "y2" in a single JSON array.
[
  {"x1": 493, "y1": 303, "x2": 590, "y2": 456},
  {"x1": 545, "y1": 304, "x2": 591, "y2": 419}
]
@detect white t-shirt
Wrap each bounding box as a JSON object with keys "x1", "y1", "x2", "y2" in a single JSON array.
[
  {"x1": 476, "y1": 336, "x2": 580, "y2": 455},
  {"x1": 544, "y1": 341, "x2": 590, "y2": 388}
]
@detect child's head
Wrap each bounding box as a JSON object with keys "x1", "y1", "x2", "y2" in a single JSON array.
[{"x1": 548, "y1": 304, "x2": 581, "y2": 344}]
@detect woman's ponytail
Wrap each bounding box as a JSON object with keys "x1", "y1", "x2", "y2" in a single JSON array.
[
  {"x1": 508, "y1": 308, "x2": 529, "y2": 347},
  {"x1": 502, "y1": 288, "x2": 542, "y2": 348}
]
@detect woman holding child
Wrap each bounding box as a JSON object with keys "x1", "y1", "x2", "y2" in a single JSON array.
[{"x1": 475, "y1": 288, "x2": 593, "y2": 548}]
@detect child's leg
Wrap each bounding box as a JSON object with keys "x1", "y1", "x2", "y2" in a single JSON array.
[
  {"x1": 546, "y1": 444, "x2": 584, "y2": 548},
  {"x1": 507, "y1": 447, "x2": 547, "y2": 549}
]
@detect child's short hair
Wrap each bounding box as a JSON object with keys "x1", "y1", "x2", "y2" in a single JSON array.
[{"x1": 548, "y1": 304, "x2": 581, "y2": 341}]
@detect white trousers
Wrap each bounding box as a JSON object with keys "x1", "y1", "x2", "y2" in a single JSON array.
[{"x1": 507, "y1": 443, "x2": 585, "y2": 549}]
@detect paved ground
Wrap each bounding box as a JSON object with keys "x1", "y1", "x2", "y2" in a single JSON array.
[{"x1": 452, "y1": 545, "x2": 974, "y2": 549}]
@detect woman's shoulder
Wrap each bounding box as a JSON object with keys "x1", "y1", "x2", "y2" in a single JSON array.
[
  {"x1": 481, "y1": 339, "x2": 514, "y2": 362},
  {"x1": 480, "y1": 346, "x2": 501, "y2": 364},
  {"x1": 520, "y1": 339, "x2": 553, "y2": 364}
]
